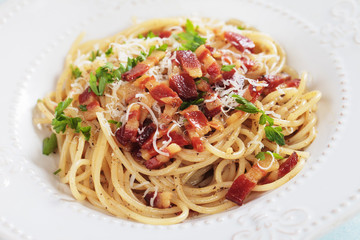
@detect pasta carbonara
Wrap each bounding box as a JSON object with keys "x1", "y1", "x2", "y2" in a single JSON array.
[{"x1": 34, "y1": 17, "x2": 321, "y2": 224}]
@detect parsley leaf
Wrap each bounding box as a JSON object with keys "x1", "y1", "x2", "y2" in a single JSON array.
[
  {"x1": 231, "y1": 95, "x2": 285, "y2": 145},
  {"x1": 232, "y1": 94, "x2": 261, "y2": 113},
  {"x1": 180, "y1": 97, "x2": 204, "y2": 110},
  {"x1": 147, "y1": 31, "x2": 156, "y2": 38},
  {"x1": 51, "y1": 99, "x2": 91, "y2": 140},
  {"x1": 105, "y1": 47, "x2": 113, "y2": 57},
  {"x1": 255, "y1": 151, "x2": 284, "y2": 160},
  {"x1": 79, "y1": 105, "x2": 87, "y2": 111},
  {"x1": 89, "y1": 50, "x2": 101, "y2": 62},
  {"x1": 177, "y1": 19, "x2": 206, "y2": 52},
  {"x1": 156, "y1": 44, "x2": 168, "y2": 52},
  {"x1": 54, "y1": 98, "x2": 72, "y2": 118},
  {"x1": 221, "y1": 64, "x2": 236, "y2": 72},
  {"x1": 237, "y1": 26, "x2": 245, "y2": 30},
  {"x1": 138, "y1": 33, "x2": 145, "y2": 39},
  {"x1": 70, "y1": 65, "x2": 82, "y2": 79},
  {"x1": 265, "y1": 126, "x2": 285, "y2": 146},
  {"x1": 108, "y1": 120, "x2": 122, "y2": 128},
  {"x1": 53, "y1": 168, "x2": 61, "y2": 175},
  {"x1": 259, "y1": 112, "x2": 274, "y2": 126},
  {"x1": 42, "y1": 133, "x2": 58, "y2": 155},
  {"x1": 89, "y1": 73, "x2": 100, "y2": 95}
]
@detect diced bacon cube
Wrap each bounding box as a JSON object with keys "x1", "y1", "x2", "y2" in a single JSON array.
[
  {"x1": 176, "y1": 50, "x2": 202, "y2": 78},
  {"x1": 224, "y1": 31, "x2": 255, "y2": 52},
  {"x1": 144, "y1": 191, "x2": 172, "y2": 208},
  {"x1": 195, "y1": 45, "x2": 222, "y2": 84},
  {"x1": 169, "y1": 73, "x2": 198, "y2": 101}
]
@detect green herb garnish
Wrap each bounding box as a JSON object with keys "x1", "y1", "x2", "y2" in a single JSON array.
[
  {"x1": 255, "y1": 151, "x2": 284, "y2": 161},
  {"x1": 221, "y1": 64, "x2": 236, "y2": 72},
  {"x1": 231, "y1": 94, "x2": 285, "y2": 145},
  {"x1": 79, "y1": 105, "x2": 87, "y2": 111},
  {"x1": 108, "y1": 120, "x2": 122, "y2": 128},
  {"x1": 71, "y1": 65, "x2": 82, "y2": 79},
  {"x1": 51, "y1": 99, "x2": 91, "y2": 141},
  {"x1": 105, "y1": 46, "x2": 113, "y2": 57},
  {"x1": 42, "y1": 133, "x2": 58, "y2": 155},
  {"x1": 53, "y1": 168, "x2": 61, "y2": 175},
  {"x1": 177, "y1": 19, "x2": 206, "y2": 52},
  {"x1": 89, "y1": 50, "x2": 101, "y2": 62}
]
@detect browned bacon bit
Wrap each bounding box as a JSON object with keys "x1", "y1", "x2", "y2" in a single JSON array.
[
  {"x1": 122, "y1": 63, "x2": 150, "y2": 82},
  {"x1": 259, "y1": 74, "x2": 295, "y2": 95},
  {"x1": 222, "y1": 68, "x2": 236, "y2": 80},
  {"x1": 260, "y1": 152, "x2": 299, "y2": 184},
  {"x1": 181, "y1": 105, "x2": 211, "y2": 136},
  {"x1": 115, "y1": 104, "x2": 141, "y2": 145},
  {"x1": 159, "y1": 30, "x2": 172, "y2": 38},
  {"x1": 165, "y1": 131, "x2": 189, "y2": 146},
  {"x1": 203, "y1": 93, "x2": 222, "y2": 119},
  {"x1": 224, "y1": 31, "x2": 255, "y2": 52},
  {"x1": 176, "y1": 50, "x2": 202, "y2": 78},
  {"x1": 285, "y1": 79, "x2": 301, "y2": 88},
  {"x1": 133, "y1": 75, "x2": 154, "y2": 89},
  {"x1": 226, "y1": 156, "x2": 279, "y2": 205},
  {"x1": 144, "y1": 191, "x2": 172, "y2": 208},
  {"x1": 145, "y1": 143, "x2": 181, "y2": 169},
  {"x1": 185, "y1": 124, "x2": 204, "y2": 152},
  {"x1": 140, "y1": 147, "x2": 157, "y2": 161},
  {"x1": 158, "y1": 105, "x2": 179, "y2": 127},
  {"x1": 122, "y1": 50, "x2": 166, "y2": 81},
  {"x1": 195, "y1": 45, "x2": 222, "y2": 84},
  {"x1": 195, "y1": 79, "x2": 211, "y2": 92},
  {"x1": 145, "y1": 157, "x2": 165, "y2": 169},
  {"x1": 242, "y1": 82, "x2": 266, "y2": 103},
  {"x1": 240, "y1": 57, "x2": 256, "y2": 71},
  {"x1": 145, "y1": 79, "x2": 182, "y2": 107},
  {"x1": 79, "y1": 87, "x2": 103, "y2": 121},
  {"x1": 137, "y1": 123, "x2": 157, "y2": 149},
  {"x1": 208, "y1": 118, "x2": 224, "y2": 131},
  {"x1": 169, "y1": 73, "x2": 198, "y2": 101}
]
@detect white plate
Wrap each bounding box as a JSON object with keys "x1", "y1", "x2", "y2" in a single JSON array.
[{"x1": 0, "y1": 0, "x2": 359, "y2": 239}]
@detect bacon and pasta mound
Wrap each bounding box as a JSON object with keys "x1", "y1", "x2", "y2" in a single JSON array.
[{"x1": 35, "y1": 18, "x2": 321, "y2": 224}]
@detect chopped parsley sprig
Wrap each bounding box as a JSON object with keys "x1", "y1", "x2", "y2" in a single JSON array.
[
  {"x1": 180, "y1": 92, "x2": 205, "y2": 110},
  {"x1": 177, "y1": 19, "x2": 206, "y2": 52},
  {"x1": 221, "y1": 64, "x2": 236, "y2": 72},
  {"x1": 42, "y1": 133, "x2": 58, "y2": 155},
  {"x1": 51, "y1": 98, "x2": 91, "y2": 141},
  {"x1": 231, "y1": 94, "x2": 285, "y2": 146},
  {"x1": 255, "y1": 151, "x2": 284, "y2": 161}
]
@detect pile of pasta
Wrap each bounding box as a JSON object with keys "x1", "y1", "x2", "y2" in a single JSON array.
[{"x1": 34, "y1": 18, "x2": 321, "y2": 224}]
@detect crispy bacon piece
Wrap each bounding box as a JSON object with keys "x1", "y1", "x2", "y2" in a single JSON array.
[
  {"x1": 240, "y1": 57, "x2": 256, "y2": 72},
  {"x1": 181, "y1": 105, "x2": 211, "y2": 136},
  {"x1": 169, "y1": 73, "x2": 198, "y2": 101},
  {"x1": 78, "y1": 87, "x2": 103, "y2": 121},
  {"x1": 137, "y1": 123, "x2": 157, "y2": 149},
  {"x1": 159, "y1": 30, "x2": 172, "y2": 38},
  {"x1": 144, "y1": 191, "x2": 172, "y2": 208},
  {"x1": 196, "y1": 79, "x2": 211, "y2": 92},
  {"x1": 133, "y1": 75, "x2": 154, "y2": 89},
  {"x1": 222, "y1": 68, "x2": 236, "y2": 80},
  {"x1": 226, "y1": 156, "x2": 279, "y2": 205},
  {"x1": 176, "y1": 50, "x2": 202, "y2": 78},
  {"x1": 203, "y1": 93, "x2": 222, "y2": 119},
  {"x1": 145, "y1": 79, "x2": 182, "y2": 107},
  {"x1": 260, "y1": 152, "x2": 299, "y2": 184},
  {"x1": 166, "y1": 131, "x2": 189, "y2": 146},
  {"x1": 259, "y1": 74, "x2": 300, "y2": 95},
  {"x1": 115, "y1": 104, "x2": 141, "y2": 145},
  {"x1": 185, "y1": 124, "x2": 204, "y2": 152},
  {"x1": 140, "y1": 147, "x2": 158, "y2": 161},
  {"x1": 122, "y1": 50, "x2": 166, "y2": 81},
  {"x1": 145, "y1": 143, "x2": 181, "y2": 169},
  {"x1": 242, "y1": 81, "x2": 266, "y2": 103},
  {"x1": 224, "y1": 31, "x2": 255, "y2": 52},
  {"x1": 195, "y1": 45, "x2": 222, "y2": 84}
]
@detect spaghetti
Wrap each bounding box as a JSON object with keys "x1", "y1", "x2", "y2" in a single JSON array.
[{"x1": 34, "y1": 17, "x2": 321, "y2": 224}]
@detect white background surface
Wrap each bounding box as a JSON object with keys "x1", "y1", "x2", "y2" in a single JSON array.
[{"x1": 0, "y1": 0, "x2": 359, "y2": 239}]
